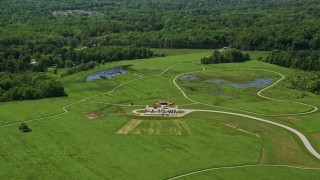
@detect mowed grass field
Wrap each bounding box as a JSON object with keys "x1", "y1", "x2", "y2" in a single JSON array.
[{"x1": 1, "y1": 50, "x2": 320, "y2": 179}]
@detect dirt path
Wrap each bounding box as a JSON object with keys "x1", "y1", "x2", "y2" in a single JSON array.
[
  {"x1": 2, "y1": 60, "x2": 320, "y2": 178},
  {"x1": 171, "y1": 63, "x2": 320, "y2": 159},
  {"x1": 166, "y1": 164, "x2": 320, "y2": 180},
  {"x1": 183, "y1": 109, "x2": 320, "y2": 159},
  {"x1": 0, "y1": 63, "x2": 180, "y2": 128},
  {"x1": 173, "y1": 67, "x2": 318, "y2": 117}
]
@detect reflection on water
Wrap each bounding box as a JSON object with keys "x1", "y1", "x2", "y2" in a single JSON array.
[
  {"x1": 204, "y1": 78, "x2": 273, "y2": 89},
  {"x1": 86, "y1": 66, "x2": 127, "y2": 81},
  {"x1": 203, "y1": 89, "x2": 236, "y2": 99},
  {"x1": 180, "y1": 74, "x2": 199, "y2": 81}
]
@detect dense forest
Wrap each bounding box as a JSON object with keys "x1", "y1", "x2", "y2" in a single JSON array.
[
  {"x1": 262, "y1": 50, "x2": 320, "y2": 71},
  {"x1": 0, "y1": 44, "x2": 153, "y2": 101},
  {"x1": 0, "y1": 72, "x2": 66, "y2": 102},
  {"x1": 201, "y1": 49, "x2": 249, "y2": 64},
  {"x1": 261, "y1": 50, "x2": 320, "y2": 94},
  {"x1": 0, "y1": 0, "x2": 320, "y2": 50},
  {"x1": 0, "y1": 44, "x2": 153, "y2": 73}
]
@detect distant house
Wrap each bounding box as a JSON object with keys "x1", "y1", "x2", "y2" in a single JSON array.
[
  {"x1": 219, "y1": 47, "x2": 230, "y2": 51},
  {"x1": 157, "y1": 101, "x2": 174, "y2": 106},
  {"x1": 30, "y1": 59, "x2": 38, "y2": 65}
]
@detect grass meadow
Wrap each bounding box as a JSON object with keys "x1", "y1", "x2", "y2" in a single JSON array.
[{"x1": 1, "y1": 50, "x2": 320, "y2": 179}]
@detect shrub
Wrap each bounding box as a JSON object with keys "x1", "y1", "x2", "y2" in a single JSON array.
[{"x1": 19, "y1": 123, "x2": 32, "y2": 132}]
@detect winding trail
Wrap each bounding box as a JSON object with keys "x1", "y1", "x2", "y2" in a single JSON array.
[
  {"x1": 167, "y1": 164, "x2": 320, "y2": 180},
  {"x1": 164, "y1": 62, "x2": 320, "y2": 177},
  {"x1": 183, "y1": 109, "x2": 320, "y2": 159},
  {"x1": 0, "y1": 63, "x2": 179, "y2": 128},
  {"x1": 132, "y1": 107, "x2": 320, "y2": 160},
  {"x1": 173, "y1": 68, "x2": 318, "y2": 116},
  {"x1": 1, "y1": 60, "x2": 320, "y2": 178},
  {"x1": 256, "y1": 69, "x2": 318, "y2": 115}
]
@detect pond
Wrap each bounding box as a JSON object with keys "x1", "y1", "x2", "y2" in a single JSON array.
[
  {"x1": 204, "y1": 78, "x2": 273, "y2": 89},
  {"x1": 180, "y1": 74, "x2": 200, "y2": 81},
  {"x1": 203, "y1": 89, "x2": 235, "y2": 99},
  {"x1": 86, "y1": 66, "x2": 127, "y2": 81}
]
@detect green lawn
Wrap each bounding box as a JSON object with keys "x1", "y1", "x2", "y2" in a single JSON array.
[
  {"x1": 177, "y1": 68, "x2": 313, "y2": 115},
  {"x1": 1, "y1": 50, "x2": 320, "y2": 179},
  {"x1": 181, "y1": 166, "x2": 320, "y2": 180}
]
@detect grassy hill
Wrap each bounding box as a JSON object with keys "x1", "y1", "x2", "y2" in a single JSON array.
[{"x1": 1, "y1": 50, "x2": 320, "y2": 179}]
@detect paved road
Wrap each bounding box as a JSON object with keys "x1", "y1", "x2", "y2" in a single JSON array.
[
  {"x1": 131, "y1": 106, "x2": 320, "y2": 160},
  {"x1": 2, "y1": 61, "x2": 320, "y2": 179},
  {"x1": 183, "y1": 109, "x2": 320, "y2": 160},
  {"x1": 171, "y1": 66, "x2": 320, "y2": 160}
]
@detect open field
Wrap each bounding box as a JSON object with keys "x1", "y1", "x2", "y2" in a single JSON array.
[
  {"x1": 176, "y1": 69, "x2": 312, "y2": 115},
  {"x1": 172, "y1": 166, "x2": 320, "y2": 180},
  {"x1": 1, "y1": 50, "x2": 320, "y2": 179}
]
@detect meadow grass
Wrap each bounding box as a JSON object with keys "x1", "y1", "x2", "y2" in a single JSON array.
[{"x1": 1, "y1": 50, "x2": 320, "y2": 179}]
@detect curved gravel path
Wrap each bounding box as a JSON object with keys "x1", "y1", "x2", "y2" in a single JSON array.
[
  {"x1": 167, "y1": 164, "x2": 320, "y2": 180},
  {"x1": 0, "y1": 63, "x2": 179, "y2": 128},
  {"x1": 169, "y1": 63, "x2": 320, "y2": 160},
  {"x1": 1, "y1": 60, "x2": 320, "y2": 179},
  {"x1": 184, "y1": 109, "x2": 320, "y2": 160},
  {"x1": 173, "y1": 68, "x2": 318, "y2": 116}
]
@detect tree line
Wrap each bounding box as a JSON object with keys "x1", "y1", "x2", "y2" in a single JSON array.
[
  {"x1": 0, "y1": 44, "x2": 154, "y2": 73},
  {"x1": 261, "y1": 50, "x2": 320, "y2": 95},
  {"x1": 0, "y1": 44, "x2": 154, "y2": 102},
  {"x1": 0, "y1": 72, "x2": 66, "y2": 102},
  {"x1": 201, "y1": 49, "x2": 250, "y2": 64},
  {"x1": 1, "y1": 0, "x2": 320, "y2": 50},
  {"x1": 1, "y1": 0, "x2": 320, "y2": 101},
  {"x1": 286, "y1": 71, "x2": 320, "y2": 95},
  {"x1": 262, "y1": 50, "x2": 320, "y2": 71}
]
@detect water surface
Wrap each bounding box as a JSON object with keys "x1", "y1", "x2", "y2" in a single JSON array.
[
  {"x1": 204, "y1": 78, "x2": 273, "y2": 89},
  {"x1": 86, "y1": 66, "x2": 126, "y2": 81},
  {"x1": 180, "y1": 74, "x2": 199, "y2": 81}
]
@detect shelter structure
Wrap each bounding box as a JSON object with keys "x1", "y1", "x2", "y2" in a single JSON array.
[{"x1": 144, "y1": 104, "x2": 179, "y2": 116}]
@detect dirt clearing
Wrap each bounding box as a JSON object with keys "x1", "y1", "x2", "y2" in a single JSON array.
[{"x1": 83, "y1": 112, "x2": 106, "y2": 120}]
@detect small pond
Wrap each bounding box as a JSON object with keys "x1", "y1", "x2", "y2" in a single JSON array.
[
  {"x1": 204, "y1": 78, "x2": 273, "y2": 89},
  {"x1": 86, "y1": 66, "x2": 127, "y2": 81},
  {"x1": 180, "y1": 74, "x2": 199, "y2": 81},
  {"x1": 204, "y1": 89, "x2": 235, "y2": 99}
]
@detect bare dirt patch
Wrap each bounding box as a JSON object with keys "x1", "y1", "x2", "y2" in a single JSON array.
[
  {"x1": 83, "y1": 112, "x2": 106, "y2": 120},
  {"x1": 116, "y1": 119, "x2": 192, "y2": 135}
]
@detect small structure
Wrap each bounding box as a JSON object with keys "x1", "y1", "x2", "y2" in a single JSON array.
[
  {"x1": 219, "y1": 47, "x2": 230, "y2": 51},
  {"x1": 30, "y1": 59, "x2": 38, "y2": 65},
  {"x1": 144, "y1": 105, "x2": 178, "y2": 116},
  {"x1": 156, "y1": 101, "x2": 174, "y2": 106}
]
